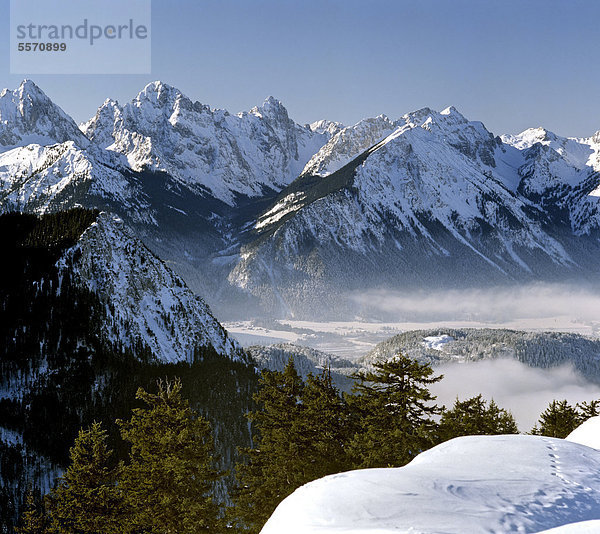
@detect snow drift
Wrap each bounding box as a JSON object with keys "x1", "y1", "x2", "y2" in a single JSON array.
[{"x1": 261, "y1": 426, "x2": 600, "y2": 534}]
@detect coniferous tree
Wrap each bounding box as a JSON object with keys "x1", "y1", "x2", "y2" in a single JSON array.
[
  {"x1": 577, "y1": 400, "x2": 600, "y2": 422},
  {"x1": 437, "y1": 395, "x2": 518, "y2": 443},
  {"x1": 16, "y1": 491, "x2": 48, "y2": 534},
  {"x1": 48, "y1": 422, "x2": 122, "y2": 533},
  {"x1": 118, "y1": 378, "x2": 223, "y2": 533},
  {"x1": 531, "y1": 399, "x2": 580, "y2": 438},
  {"x1": 346, "y1": 354, "x2": 443, "y2": 468},
  {"x1": 232, "y1": 359, "x2": 305, "y2": 533},
  {"x1": 300, "y1": 368, "x2": 352, "y2": 480}
]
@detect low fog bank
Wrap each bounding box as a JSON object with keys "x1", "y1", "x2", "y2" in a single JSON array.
[
  {"x1": 431, "y1": 359, "x2": 600, "y2": 431},
  {"x1": 350, "y1": 283, "x2": 600, "y2": 333}
]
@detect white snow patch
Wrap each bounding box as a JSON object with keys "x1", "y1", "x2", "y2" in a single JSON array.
[
  {"x1": 262, "y1": 434, "x2": 600, "y2": 534},
  {"x1": 422, "y1": 334, "x2": 454, "y2": 350},
  {"x1": 566, "y1": 416, "x2": 600, "y2": 450}
]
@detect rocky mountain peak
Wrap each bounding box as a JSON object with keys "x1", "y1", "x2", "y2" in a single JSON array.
[{"x1": 0, "y1": 80, "x2": 89, "y2": 151}]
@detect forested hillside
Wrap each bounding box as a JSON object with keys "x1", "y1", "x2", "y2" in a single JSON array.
[
  {"x1": 0, "y1": 210, "x2": 258, "y2": 531},
  {"x1": 360, "y1": 328, "x2": 600, "y2": 382}
]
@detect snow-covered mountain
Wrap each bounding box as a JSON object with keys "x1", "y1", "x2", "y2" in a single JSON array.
[
  {"x1": 0, "y1": 80, "x2": 89, "y2": 151},
  {"x1": 308, "y1": 119, "x2": 345, "y2": 138},
  {"x1": 261, "y1": 432, "x2": 600, "y2": 534},
  {"x1": 81, "y1": 82, "x2": 328, "y2": 205},
  {"x1": 0, "y1": 209, "x2": 256, "y2": 527},
  {"x1": 0, "y1": 141, "x2": 139, "y2": 215},
  {"x1": 3, "y1": 79, "x2": 600, "y2": 320},
  {"x1": 502, "y1": 127, "x2": 600, "y2": 173},
  {"x1": 229, "y1": 107, "x2": 600, "y2": 317},
  {"x1": 0, "y1": 80, "x2": 333, "y2": 312},
  {"x1": 301, "y1": 114, "x2": 397, "y2": 176},
  {"x1": 58, "y1": 212, "x2": 245, "y2": 363}
]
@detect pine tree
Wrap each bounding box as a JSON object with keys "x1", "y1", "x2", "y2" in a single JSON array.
[
  {"x1": 531, "y1": 399, "x2": 580, "y2": 438},
  {"x1": 16, "y1": 491, "x2": 47, "y2": 534},
  {"x1": 48, "y1": 422, "x2": 122, "y2": 533},
  {"x1": 577, "y1": 400, "x2": 600, "y2": 421},
  {"x1": 300, "y1": 368, "x2": 352, "y2": 480},
  {"x1": 437, "y1": 395, "x2": 518, "y2": 443},
  {"x1": 231, "y1": 359, "x2": 305, "y2": 533},
  {"x1": 346, "y1": 354, "x2": 443, "y2": 468},
  {"x1": 118, "y1": 378, "x2": 223, "y2": 534}
]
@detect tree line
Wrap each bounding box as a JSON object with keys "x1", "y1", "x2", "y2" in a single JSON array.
[{"x1": 16, "y1": 354, "x2": 600, "y2": 533}]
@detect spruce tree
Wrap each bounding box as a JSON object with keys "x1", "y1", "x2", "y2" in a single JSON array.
[
  {"x1": 118, "y1": 378, "x2": 223, "y2": 533},
  {"x1": 232, "y1": 359, "x2": 305, "y2": 533},
  {"x1": 48, "y1": 422, "x2": 122, "y2": 533},
  {"x1": 346, "y1": 354, "x2": 443, "y2": 468},
  {"x1": 577, "y1": 400, "x2": 600, "y2": 421},
  {"x1": 437, "y1": 395, "x2": 518, "y2": 443},
  {"x1": 532, "y1": 399, "x2": 580, "y2": 438},
  {"x1": 16, "y1": 491, "x2": 48, "y2": 534},
  {"x1": 300, "y1": 368, "x2": 352, "y2": 480}
]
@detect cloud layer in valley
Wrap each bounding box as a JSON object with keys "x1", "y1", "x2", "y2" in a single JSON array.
[
  {"x1": 350, "y1": 283, "x2": 600, "y2": 334},
  {"x1": 431, "y1": 359, "x2": 600, "y2": 431}
]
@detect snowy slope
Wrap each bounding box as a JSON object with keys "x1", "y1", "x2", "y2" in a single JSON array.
[
  {"x1": 58, "y1": 212, "x2": 245, "y2": 363},
  {"x1": 81, "y1": 82, "x2": 328, "y2": 205},
  {"x1": 230, "y1": 106, "x2": 600, "y2": 317},
  {"x1": 566, "y1": 416, "x2": 600, "y2": 450},
  {"x1": 308, "y1": 119, "x2": 345, "y2": 137},
  {"x1": 536, "y1": 521, "x2": 600, "y2": 533},
  {"x1": 261, "y1": 434, "x2": 600, "y2": 534},
  {"x1": 301, "y1": 115, "x2": 397, "y2": 176},
  {"x1": 0, "y1": 80, "x2": 89, "y2": 152},
  {"x1": 503, "y1": 127, "x2": 600, "y2": 173},
  {"x1": 0, "y1": 141, "x2": 142, "y2": 216},
  {"x1": 3, "y1": 79, "x2": 600, "y2": 320}
]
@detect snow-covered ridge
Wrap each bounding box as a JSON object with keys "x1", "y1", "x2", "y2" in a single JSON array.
[
  {"x1": 301, "y1": 114, "x2": 397, "y2": 177},
  {"x1": 3, "y1": 80, "x2": 600, "y2": 318},
  {"x1": 502, "y1": 127, "x2": 600, "y2": 172},
  {"x1": 255, "y1": 192, "x2": 307, "y2": 230},
  {"x1": 81, "y1": 82, "x2": 328, "y2": 205},
  {"x1": 308, "y1": 119, "x2": 345, "y2": 137},
  {"x1": 262, "y1": 432, "x2": 600, "y2": 533},
  {"x1": 58, "y1": 212, "x2": 245, "y2": 363},
  {"x1": 0, "y1": 80, "x2": 89, "y2": 152},
  {"x1": 0, "y1": 141, "x2": 137, "y2": 216}
]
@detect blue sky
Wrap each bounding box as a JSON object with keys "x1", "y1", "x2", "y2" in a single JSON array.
[{"x1": 1, "y1": 0, "x2": 599, "y2": 137}]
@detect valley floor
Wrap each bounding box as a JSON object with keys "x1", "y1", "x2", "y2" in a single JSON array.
[{"x1": 225, "y1": 316, "x2": 600, "y2": 360}]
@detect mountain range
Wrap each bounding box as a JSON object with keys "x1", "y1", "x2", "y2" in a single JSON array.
[{"x1": 1, "y1": 79, "x2": 600, "y2": 319}]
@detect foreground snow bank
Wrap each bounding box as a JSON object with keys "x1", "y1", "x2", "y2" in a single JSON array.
[
  {"x1": 536, "y1": 520, "x2": 600, "y2": 533},
  {"x1": 261, "y1": 434, "x2": 600, "y2": 534},
  {"x1": 566, "y1": 416, "x2": 600, "y2": 450}
]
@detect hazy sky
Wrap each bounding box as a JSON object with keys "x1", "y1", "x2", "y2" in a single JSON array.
[{"x1": 1, "y1": 0, "x2": 599, "y2": 137}]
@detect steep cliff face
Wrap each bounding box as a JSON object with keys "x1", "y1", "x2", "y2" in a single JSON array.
[
  {"x1": 58, "y1": 212, "x2": 245, "y2": 363},
  {"x1": 2, "y1": 80, "x2": 600, "y2": 320}
]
